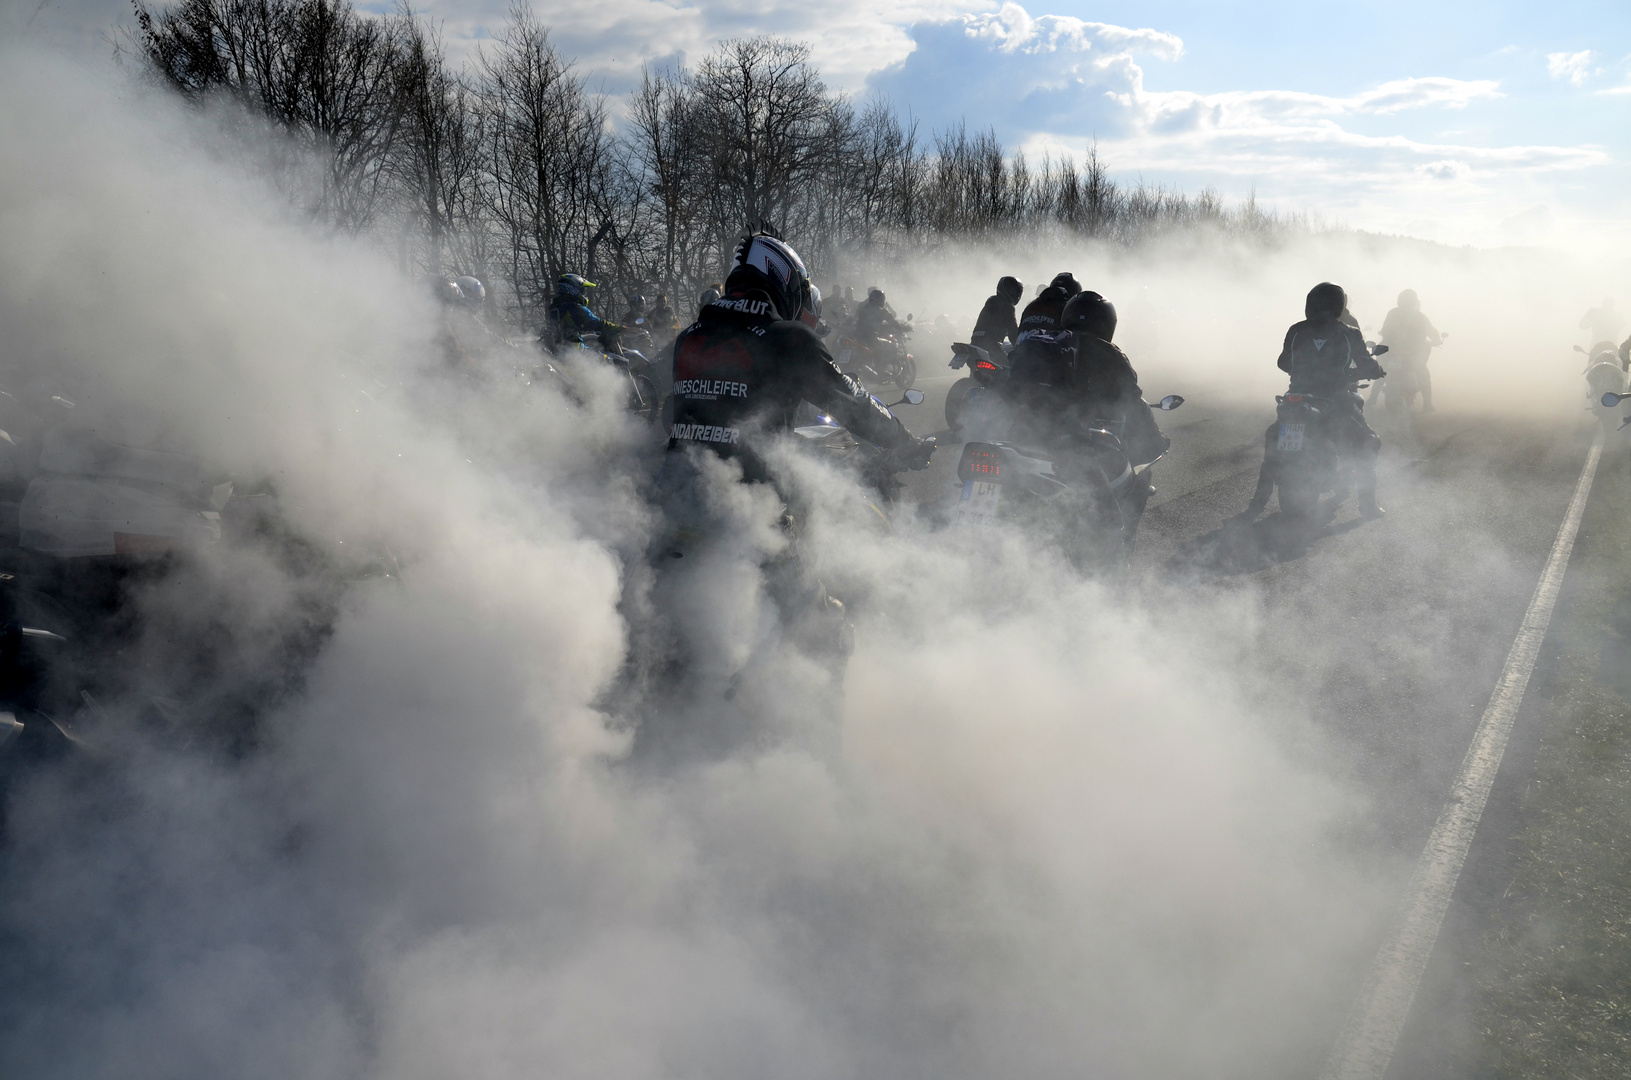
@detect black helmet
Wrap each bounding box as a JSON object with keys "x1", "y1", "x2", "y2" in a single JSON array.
[
  {"x1": 630, "y1": 293, "x2": 646, "y2": 309},
  {"x1": 1061, "y1": 291, "x2": 1117, "y2": 342},
  {"x1": 1050, "y1": 272, "x2": 1082, "y2": 297},
  {"x1": 726, "y1": 232, "x2": 817, "y2": 323},
  {"x1": 866, "y1": 288, "x2": 886, "y2": 305},
  {"x1": 699, "y1": 287, "x2": 721, "y2": 307},
  {"x1": 997, "y1": 276, "x2": 1024, "y2": 304},
  {"x1": 1306, "y1": 282, "x2": 1347, "y2": 320}
]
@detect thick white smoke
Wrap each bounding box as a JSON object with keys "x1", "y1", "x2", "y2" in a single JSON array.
[{"x1": 0, "y1": 43, "x2": 1413, "y2": 1080}]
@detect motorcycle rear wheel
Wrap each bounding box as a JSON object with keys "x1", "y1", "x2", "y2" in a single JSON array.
[
  {"x1": 629, "y1": 372, "x2": 661, "y2": 424},
  {"x1": 944, "y1": 377, "x2": 974, "y2": 429},
  {"x1": 1278, "y1": 480, "x2": 1318, "y2": 520}
]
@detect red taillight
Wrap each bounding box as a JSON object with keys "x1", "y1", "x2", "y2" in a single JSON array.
[
  {"x1": 966, "y1": 447, "x2": 1001, "y2": 477},
  {"x1": 974, "y1": 360, "x2": 997, "y2": 371},
  {"x1": 1283, "y1": 394, "x2": 1305, "y2": 403}
]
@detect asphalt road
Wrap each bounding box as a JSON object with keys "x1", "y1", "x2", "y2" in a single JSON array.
[{"x1": 890, "y1": 357, "x2": 1608, "y2": 1077}]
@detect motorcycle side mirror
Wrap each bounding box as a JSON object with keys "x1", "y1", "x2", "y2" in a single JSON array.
[
  {"x1": 888, "y1": 389, "x2": 925, "y2": 408},
  {"x1": 1603, "y1": 392, "x2": 1625, "y2": 407},
  {"x1": 1620, "y1": 415, "x2": 1631, "y2": 431},
  {"x1": 1158, "y1": 395, "x2": 1185, "y2": 411},
  {"x1": 1575, "y1": 344, "x2": 1587, "y2": 354},
  {"x1": 1371, "y1": 344, "x2": 1389, "y2": 356}
]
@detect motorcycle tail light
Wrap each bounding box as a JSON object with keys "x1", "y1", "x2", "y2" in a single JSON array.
[
  {"x1": 974, "y1": 360, "x2": 997, "y2": 371},
  {"x1": 1283, "y1": 394, "x2": 1305, "y2": 403},
  {"x1": 959, "y1": 444, "x2": 1003, "y2": 481}
]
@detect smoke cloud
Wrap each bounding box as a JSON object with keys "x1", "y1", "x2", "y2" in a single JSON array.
[{"x1": 3, "y1": 33, "x2": 1610, "y2": 1080}]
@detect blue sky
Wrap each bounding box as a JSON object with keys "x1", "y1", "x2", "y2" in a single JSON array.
[{"x1": 18, "y1": 0, "x2": 1631, "y2": 250}]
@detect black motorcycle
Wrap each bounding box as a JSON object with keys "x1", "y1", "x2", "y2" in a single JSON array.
[
  {"x1": 1263, "y1": 347, "x2": 1388, "y2": 520},
  {"x1": 559, "y1": 328, "x2": 664, "y2": 423},
  {"x1": 944, "y1": 341, "x2": 1012, "y2": 430},
  {"x1": 834, "y1": 322, "x2": 916, "y2": 393},
  {"x1": 950, "y1": 395, "x2": 1185, "y2": 567}
]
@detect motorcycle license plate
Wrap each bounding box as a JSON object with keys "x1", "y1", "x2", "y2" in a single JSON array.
[
  {"x1": 1277, "y1": 422, "x2": 1306, "y2": 451},
  {"x1": 954, "y1": 480, "x2": 1002, "y2": 527},
  {"x1": 838, "y1": 349, "x2": 853, "y2": 365}
]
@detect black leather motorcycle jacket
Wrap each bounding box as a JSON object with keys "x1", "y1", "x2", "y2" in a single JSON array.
[
  {"x1": 1278, "y1": 316, "x2": 1385, "y2": 395},
  {"x1": 969, "y1": 294, "x2": 1019, "y2": 354},
  {"x1": 669, "y1": 292, "x2": 913, "y2": 479},
  {"x1": 1007, "y1": 330, "x2": 1169, "y2": 466}
]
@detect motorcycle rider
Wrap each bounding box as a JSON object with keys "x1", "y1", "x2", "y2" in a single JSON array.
[
  {"x1": 1581, "y1": 297, "x2": 1624, "y2": 346},
  {"x1": 649, "y1": 238, "x2": 932, "y2": 694},
  {"x1": 547, "y1": 273, "x2": 621, "y2": 349},
  {"x1": 454, "y1": 275, "x2": 487, "y2": 317},
  {"x1": 649, "y1": 293, "x2": 677, "y2": 334},
  {"x1": 697, "y1": 283, "x2": 723, "y2": 314},
  {"x1": 1006, "y1": 290, "x2": 1168, "y2": 551},
  {"x1": 1018, "y1": 272, "x2": 1082, "y2": 334},
  {"x1": 969, "y1": 276, "x2": 1023, "y2": 358},
  {"x1": 667, "y1": 233, "x2": 932, "y2": 483},
  {"x1": 1239, "y1": 282, "x2": 1387, "y2": 522},
  {"x1": 1379, "y1": 289, "x2": 1443, "y2": 411},
  {"x1": 622, "y1": 293, "x2": 649, "y2": 326},
  {"x1": 855, "y1": 288, "x2": 908, "y2": 347},
  {"x1": 429, "y1": 276, "x2": 475, "y2": 368}
]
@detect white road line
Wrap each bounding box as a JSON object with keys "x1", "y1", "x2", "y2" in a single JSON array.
[{"x1": 1319, "y1": 431, "x2": 1604, "y2": 1080}]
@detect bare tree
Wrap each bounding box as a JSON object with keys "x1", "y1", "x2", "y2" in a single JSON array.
[
  {"x1": 129, "y1": 5, "x2": 1301, "y2": 327},
  {"x1": 476, "y1": 5, "x2": 619, "y2": 316},
  {"x1": 394, "y1": 11, "x2": 485, "y2": 276},
  {"x1": 135, "y1": 0, "x2": 408, "y2": 231}
]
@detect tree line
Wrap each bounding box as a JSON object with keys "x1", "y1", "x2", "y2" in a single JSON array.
[{"x1": 131, "y1": 0, "x2": 1301, "y2": 324}]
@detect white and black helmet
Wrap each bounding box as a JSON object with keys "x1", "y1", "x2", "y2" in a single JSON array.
[
  {"x1": 454, "y1": 275, "x2": 486, "y2": 312},
  {"x1": 728, "y1": 232, "x2": 816, "y2": 324}
]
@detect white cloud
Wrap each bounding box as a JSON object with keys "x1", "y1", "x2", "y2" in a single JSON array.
[
  {"x1": 961, "y1": 2, "x2": 1182, "y2": 60},
  {"x1": 1418, "y1": 160, "x2": 1470, "y2": 181},
  {"x1": 1546, "y1": 49, "x2": 1595, "y2": 86},
  {"x1": 863, "y1": 4, "x2": 1613, "y2": 245},
  {"x1": 408, "y1": 0, "x2": 985, "y2": 91}
]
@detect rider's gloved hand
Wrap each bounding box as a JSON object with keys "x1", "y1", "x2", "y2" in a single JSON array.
[{"x1": 892, "y1": 436, "x2": 936, "y2": 471}]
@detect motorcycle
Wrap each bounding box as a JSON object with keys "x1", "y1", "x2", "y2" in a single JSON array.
[
  {"x1": 793, "y1": 389, "x2": 930, "y2": 511},
  {"x1": 1579, "y1": 342, "x2": 1626, "y2": 433},
  {"x1": 835, "y1": 317, "x2": 916, "y2": 393},
  {"x1": 0, "y1": 571, "x2": 79, "y2": 774},
  {"x1": 1256, "y1": 344, "x2": 1389, "y2": 521},
  {"x1": 950, "y1": 395, "x2": 1185, "y2": 567},
  {"x1": 559, "y1": 328, "x2": 664, "y2": 424},
  {"x1": 944, "y1": 341, "x2": 1013, "y2": 430},
  {"x1": 647, "y1": 392, "x2": 935, "y2": 699},
  {"x1": 1370, "y1": 333, "x2": 1447, "y2": 413}
]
